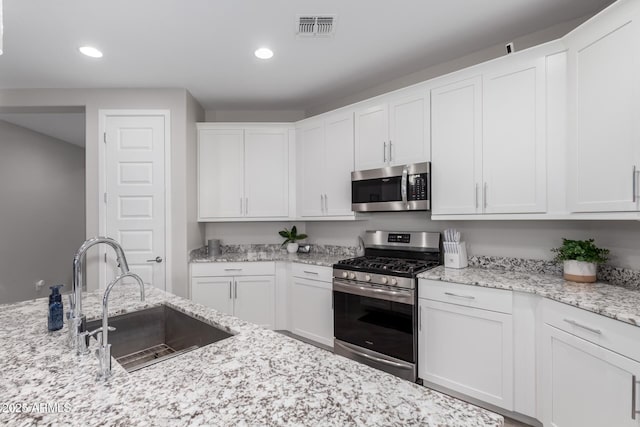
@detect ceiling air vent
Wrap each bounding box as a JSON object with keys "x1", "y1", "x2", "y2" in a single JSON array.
[{"x1": 296, "y1": 15, "x2": 336, "y2": 37}]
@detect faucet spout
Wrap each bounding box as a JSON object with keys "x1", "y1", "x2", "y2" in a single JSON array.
[
  {"x1": 69, "y1": 236, "x2": 132, "y2": 355},
  {"x1": 94, "y1": 272, "x2": 145, "y2": 380}
]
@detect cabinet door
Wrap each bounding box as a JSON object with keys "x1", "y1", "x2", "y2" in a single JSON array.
[
  {"x1": 234, "y1": 275, "x2": 275, "y2": 329},
  {"x1": 324, "y1": 112, "x2": 355, "y2": 216},
  {"x1": 431, "y1": 77, "x2": 483, "y2": 215},
  {"x1": 198, "y1": 129, "x2": 244, "y2": 218},
  {"x1": 389, "y1": 92, "x2": 430, "y2": 166},
  {"x1": 542, "y1": 324, "x2": 640, "y2": 427},
  {"x1": 354, "y1": 103, "x2": 389, "y2": 170},
  {"x1": 483, "y1": 58, "x2": 546, "y2": 214},
  {"x1": 418, "y1": 299, "x2": 514, "y2": 410},
  {"x1": 297, "y1": 121, "x2": 325, "y2": 217},
  {"x1": 290, "y1": 277, "x2": 334, "y2": 347},
  {"x1": 565, "y1": 2, "x2": 640, "y2": 212},
  {"x1": 191, "y1": 277, "x2": 234, "y2": 316},
  {"x1": 244, "y1": 129, "x2": 289, "y2": 218}
]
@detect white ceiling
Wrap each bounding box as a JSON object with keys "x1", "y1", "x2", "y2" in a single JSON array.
[
  {"x1": 0, "y1": 0, "x2": 613, "y2": 111},
  {"x1": 0, "y1": 113, "x2": 86, "y2": 147}
]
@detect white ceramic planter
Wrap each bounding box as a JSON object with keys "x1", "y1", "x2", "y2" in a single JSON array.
[
  {"x1": 286, "y1": 243, "x2": 299, "y2": 254},
  {"x1": 563, "y1": 260, "x2": 597, "y2": 283}
]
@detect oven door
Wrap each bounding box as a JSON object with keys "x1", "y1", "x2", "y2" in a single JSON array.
[{"x1": 333, "y1": 279, "x2": 415, "y2": 363}]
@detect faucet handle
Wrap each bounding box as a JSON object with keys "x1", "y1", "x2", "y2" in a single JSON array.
[{"x1": 87, "y1": 326, "x2": 116, "y2": 343}]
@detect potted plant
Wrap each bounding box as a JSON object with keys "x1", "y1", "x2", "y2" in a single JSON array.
[
  {"x1": 279, "y1": 226, "x2": 308, "y2": 254},
  {"x1": 551, "y1": 238, "x2": 609, "y2": 283}
]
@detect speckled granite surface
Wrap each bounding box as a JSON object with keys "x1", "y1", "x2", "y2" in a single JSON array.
[
  {"x1": 468, "y1": 255, "x2": 640, "y2": 289},
  {"x1": 420, "y1": 266, "x2": 640, "y2": 327},
  {"x1": 0, "y1": 285, "x2": 502, "y2": 426},
  {"x1": 190, "y1": 245, "x2": 355, "y2": 267}
]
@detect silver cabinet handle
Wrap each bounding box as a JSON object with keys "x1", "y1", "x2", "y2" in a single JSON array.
[
  {"x1": 633, "y1": 375, "x2": 640, "y2": 420},
  {"x1": 146, "y1": 256, "x2": 163, "y2": 263},
  {"x1": 389, "y1": 140, "x2": 393, "y2": 162},
  {"x1": 383, "y1": 142, "x2": 387, "y2": 163},
  {"x1": 320, "y1": 194, "x2": 324, "y2": 213},
  {"x1": 633, "y1": 166, "x2": 638, "y2": 203},
  {"x1": 483, "y1": 182, "x2": 487, "y2": 209},
  {"x1": 234, "y1": 281, "x2": 238, "y2": 300},
  {"x1": 224, "y1": 268, "x2": 243, "y2": 271},
  {"x1": 419, "y1": 305, "x2": 422, "y2": 332},
  {"x1": 475, "y1": 183, "x2": 479, "y2": 209},
  {"x1": 563, "y1": 318, "x2": 602, "y2": 335},
  {"x1": 228, "y1": 281, "x2": 232, "y2": 300},
  {"x1": 324, "y1": 194, "x2": 328, "y2": 213},
  {"x1": 240, "y1": 197, "x2": 243, "y2": 215},
  {"x1": 303, "y1": 270, "x2": 319, "y2": 275},
  {"x1": 444, "y1": 291, "x2": 475, "y2": 300}
]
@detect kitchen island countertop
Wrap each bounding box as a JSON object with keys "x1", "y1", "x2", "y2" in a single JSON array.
[{"x1": 0, "y1": 284, "x2": 503, "y2": 426}]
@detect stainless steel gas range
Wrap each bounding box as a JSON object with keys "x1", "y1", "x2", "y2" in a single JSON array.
[{"x1": 332, "y1": 230, "x2": 441, "y2": 382}]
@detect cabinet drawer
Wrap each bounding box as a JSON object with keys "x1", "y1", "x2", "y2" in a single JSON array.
[
  {"x1": 419, "y1": 279, "x2": 512, "y2": 314},
  {"x1": 191, "y1": 262, "x2": 275, "y2": 277},
  {"x1": 542, "y1": 299, "x2": 640, "y2": 363},
  {"x1": 291, "y1": 263, "x2": 332, "y2": 282}
]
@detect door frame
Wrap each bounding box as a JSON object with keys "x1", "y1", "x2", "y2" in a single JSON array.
[{"x1": 98, "y1": 109, "x2": 172, "y2": 292}]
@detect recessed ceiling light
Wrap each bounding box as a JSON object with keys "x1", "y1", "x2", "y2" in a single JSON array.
[
  {"x1": 78, "y1": 46, "x2": 103, "y2": 58},
  {"x1": 254, "y1": 47, "x2": 274, "y2": 60}
]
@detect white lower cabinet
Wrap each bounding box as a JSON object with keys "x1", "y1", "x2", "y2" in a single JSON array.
[
  {"x1": 542, "y1": 299, "x2": 640, "y2": 427},
  {"x1": 190, "y1": 262, "x2": 276, "y2": 329},
  {"x1": 289, "y1": 264, "x2": 333, "y2": 347},
  {"x1": 418, "y1": 296, "x2": 514, "y2": 410}
]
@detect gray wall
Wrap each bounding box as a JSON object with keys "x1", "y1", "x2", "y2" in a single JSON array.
[
  {"x1": 0, "y1": 120, "x2": 85, "y2": 304},
  {"x1": 0, "y1": 88, "x2": 205, "y2": 298}
]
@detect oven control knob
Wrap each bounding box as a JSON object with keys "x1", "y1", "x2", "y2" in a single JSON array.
[
  {"x1": 364, "y1": 275, "x2": 371, "y2": 282},
  {"x1": 342, "y1": 271, "x2": 348, "y2": 278},
  {"x1": 348, "y1": 272, "x2": 356, "y2": 280},
  {"x1": 391, "y1": 278, "x2": 397, "y2": 286},
  {"x1": 381, "y1": 277, "x2": 388, "y2": 284}
]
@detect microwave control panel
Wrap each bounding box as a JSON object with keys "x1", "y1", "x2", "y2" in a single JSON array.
[{"x1": 408, "y1": 173, "x2": 427, "y2": 201}]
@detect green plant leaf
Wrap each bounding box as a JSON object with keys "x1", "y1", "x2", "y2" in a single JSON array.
[
  {"x1": 291, "y1": 225, "x2": 298, "y2": 236},
  {"x1": 278, "y1": 230, "x2": 289, "y2": 238},
  {"x1": 296, "y1": 233, "x2": 308, "y2": 241},
  {"x1": 551, "y1": 238, "x2": 609, "y2": 264}
]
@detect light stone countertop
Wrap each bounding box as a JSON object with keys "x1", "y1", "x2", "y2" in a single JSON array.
[
  {"x1": 0, "y1": 284, "x2": 503, "y2": 426},
  {"x1": 419, "y1": 266, "x2": 640, "y2": 327},
  {"x1": 190, "y1": 249, "x2": 347, "y2": 268}
]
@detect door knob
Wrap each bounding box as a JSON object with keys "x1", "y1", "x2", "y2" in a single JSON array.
[{"x1": 146, "y1": 256, "x2": 163, "y2": 263}]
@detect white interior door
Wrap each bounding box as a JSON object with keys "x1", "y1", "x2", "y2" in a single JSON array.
[{"x1": 104, "y1": 114, "x2": 166, "y2": 290}]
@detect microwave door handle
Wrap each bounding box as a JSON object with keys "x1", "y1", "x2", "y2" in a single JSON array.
[{"x1": 401, "y1": 166, "x2": 408, "y2": 208}]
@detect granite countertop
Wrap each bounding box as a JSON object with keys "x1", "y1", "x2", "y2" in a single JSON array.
[
  {"x1": 0, "y1": 285, "x2": 503, "y2": 426},
  {"x1": 419, "y1": 266, "x2": 640, "y2": 327},
  {"x1": 190, "y1": 249, "x2": 348, "y2": 268}
]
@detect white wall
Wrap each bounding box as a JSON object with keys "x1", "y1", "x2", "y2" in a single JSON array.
[
  {"x1": 0, "y1": 120, "x2": 85, "y2": 304},
  {"x1": 205, "y1": 110, "x2": 305, "y2": 122},
  {"x1": 305, "y1": 214, "x2": 640, "y2": 270}
]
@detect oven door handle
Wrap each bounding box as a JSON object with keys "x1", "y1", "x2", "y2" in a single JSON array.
[
  {"x1": 333, "y1": 279, "x2": 414, "y2": 304},
  {"x1": 334, "y1": 341, "x2": 412, "y2": 370}
]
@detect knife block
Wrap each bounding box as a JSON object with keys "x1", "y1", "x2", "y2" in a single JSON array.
[{"x1": 444, "y1": 242, "x2": 468, "y2": 269}]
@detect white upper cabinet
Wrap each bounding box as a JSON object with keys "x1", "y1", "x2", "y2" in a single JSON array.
[
  {"x1": 432, "y1": 48, "x2": 552, "y2": 216},
  {"x1": 355, "y1": 88, "x2": 429, "y2": 170},
  {"x1": 244, "y1": 128, "x2": 289, "y2": 217},
  {"x1": 198, "y1": 124, "x2": 291, "y2": 221},
  {"x1": 483, "y1": 56, "x2": 547, "y2": 214},
  {"x1": 297, "y1": 111, "x2": 355, "y2": 218},
  {"x1": 431, "y1": 77, "x2": 483, "y2": 215},
  {"x1": 198, "y1": 129, "x2": 244, "y2": 218},
  {"x1": 565, "y1": 0, "x2": 640, "y2": 213}
]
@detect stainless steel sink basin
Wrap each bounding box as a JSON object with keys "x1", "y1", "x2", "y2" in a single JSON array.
[{"x1": 86, "y1": 304, "x2": 233, "y2": 372}]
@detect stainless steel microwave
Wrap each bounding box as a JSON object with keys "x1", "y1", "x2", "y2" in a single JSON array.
[{"x1": 351, "y1": 162, "x2": 431, "y2": 212}]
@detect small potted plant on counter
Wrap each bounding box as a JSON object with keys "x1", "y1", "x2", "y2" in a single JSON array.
[
  {"x1": 552, "y1": 238, "x2": 609, "y2": 283},
  {"x1": 279, "y1": 226, "x2": 308, "y2": 254}
]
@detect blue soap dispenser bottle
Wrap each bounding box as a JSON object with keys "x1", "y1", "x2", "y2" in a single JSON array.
[{"x1": 48, "y1": 285, "x2": 64, "y2": 331}]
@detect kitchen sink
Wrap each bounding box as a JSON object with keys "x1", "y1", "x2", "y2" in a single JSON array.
[{"x1": 86, "y1": 305, "x2": 233, "y2": 372}]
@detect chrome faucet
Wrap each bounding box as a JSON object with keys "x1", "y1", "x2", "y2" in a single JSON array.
[
  {"x1": 69, "y1": 237, "x2": 131, "y2": 355},
  {"x1": 90, "y1": 272, "x2": 145, "y2": 380}
]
